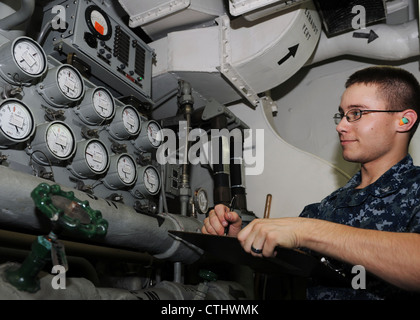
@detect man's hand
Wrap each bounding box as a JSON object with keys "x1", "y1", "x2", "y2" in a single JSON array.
[
  {"x1": 237, "y1": 217, "x2": 304, "y2": 257},
  {"x1": 202, "y1": 204, "x2": 242, "y2": 236}
]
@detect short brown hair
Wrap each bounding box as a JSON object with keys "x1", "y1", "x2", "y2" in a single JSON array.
[{"x1": 345, "y1": 66, "x2": 420, "y2": 136}]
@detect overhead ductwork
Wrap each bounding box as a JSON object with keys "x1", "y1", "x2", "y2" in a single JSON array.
[
  {"x1": 148, "y1": 1, "x2": 322, "y2": 107},
  {"x1": 118, "y1": 0, "x2": 226, "y2": 41},
  {"x1": 307, "y1": 19, "x2": 420, "y2": 65}
]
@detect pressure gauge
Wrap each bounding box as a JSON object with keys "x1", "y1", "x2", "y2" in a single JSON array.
[
  {"x1": 37, "y1": 64, "x2": 85, "y2": 107},
  {"x1": 85, "y1": 5, "x2": 112, "y2": 41},
  {"x1": 75, "y1": 87, "x2": 115, "y2": 125},
  {"x1": 103, "y1": 153, "x2": 137, "y2": 189},
  {"x1": 193, "y1": 188, "x2": 209, "y2": 215},
  {"x1": 106, "y1": 105, "x2": 141, "y2": 140},
  {"x1": 69, "y1": 139, "x2": 109, "y2": 178},
  {"x1": 132, "y1": 120, "x2": 162, "y2": 152},
  {"x1": 0, "y1": 36, "x2": 47, "y2": 85},
  {"x1": 29, "y1": 121, "x2": 76, "y2": 165},
  {"x1": 130, "y1": 165, "x2": 161, "y2": 198},
  {"x1": 0, "y1": 99, "x2": 35, "y2": 146}
]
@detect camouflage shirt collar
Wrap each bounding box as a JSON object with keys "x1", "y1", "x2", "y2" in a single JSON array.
[{"x1": 345, "y1": 154, "x2": 413, "y2": 198}]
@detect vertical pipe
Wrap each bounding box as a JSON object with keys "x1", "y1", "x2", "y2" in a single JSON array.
[
  {"x1": 211, "y1": 115, "x2": 231, "y2": 206},
  {"x1": 229, "y1": 130, "x2": 247, "y2": 211},
  {"x1": 177, "y1": 80, "x2": 193, "y2": 217}
]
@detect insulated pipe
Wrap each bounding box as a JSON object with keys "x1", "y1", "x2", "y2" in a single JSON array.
[
  {"x1": 177, "y1": 80, "x2": 193, "y2": 216},
  {"x1": 0, "y1": 166, "x2": 203, "y2": 264},
  {"x1": 211, "y1": 115, "x2": 232, "y2": 206},
  {"x1": 229, "y1": 129, "x2": 247, "y2": 211},
  {"x1": 0, "y1": 0, "x2": 35, "y2": 30},
  {"x1": 307, "y1": 19, "x2": 420, "y2": 65}
]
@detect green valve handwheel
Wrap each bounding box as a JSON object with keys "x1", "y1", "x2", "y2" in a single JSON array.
[
  {"x1": 31, "y1": 183, "x2": 108, "y2": 238},
  {"x1": 5, "y1": 183, "x2": 108, "y2": 292}
]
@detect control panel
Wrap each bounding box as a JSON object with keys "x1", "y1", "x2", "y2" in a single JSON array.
[{"x1": 40, "y1": 0, "x2": 154, "y2": 107}]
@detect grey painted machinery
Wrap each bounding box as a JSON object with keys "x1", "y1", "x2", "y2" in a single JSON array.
[{"x1": 0, "y1": 0, "x2": 254, "y2": 300}]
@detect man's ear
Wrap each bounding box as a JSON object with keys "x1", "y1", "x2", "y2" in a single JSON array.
[{"x1": 397, "y1": 109, "x2": 417, "y2": 132}]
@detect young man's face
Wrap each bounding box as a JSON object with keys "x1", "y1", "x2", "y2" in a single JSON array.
[{"x1": 336, "y1": 83, "x2": 401, "y2": 165}]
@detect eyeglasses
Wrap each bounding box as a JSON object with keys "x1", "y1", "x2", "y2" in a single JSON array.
[{"x1": 333, "y1": 109, "x2": 402, "y2": 125}]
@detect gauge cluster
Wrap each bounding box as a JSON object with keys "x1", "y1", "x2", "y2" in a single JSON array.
[{"x1": 0, "y1": 36, "x2": 162, "y2": 212}]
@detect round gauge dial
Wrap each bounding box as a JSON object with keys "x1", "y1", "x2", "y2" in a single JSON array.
[
  {"x1": 0, "y1": 36, "x2": 47, "y2": 85},
  {"x1": 103, "y1": 153, "x2": 137, "y2": 189},
  {"x1": 85, "y1": 5, "x2": 112, "y2": 40},
  {"x1": 46, "y1": 122, "x2": 75, "y2": 159},
  {"x1": 69, "y1": 139, "x2": 109, "y2": 178},
  {"x1": 133, "y1": 120, "x2": 162, "y2": 152},
  {"x1": 117, "y1": 154, "x2": 137, "y2": 185},
  {"x1": 76, "y1": 87, "x2": 115, "y2": 125},
  {"x1": 92, "y1": 87, "x2": 115, "y2": 120},
  {"x1": 194, "y1": 188, "x2": 209, "y2": 215},
  {"x1": 107, "y1": 105, "x2": 141, "y2": 140},
  {"x1": 13, "y1": 38, "x2": 46, "y2": 76},
  {"x1": 36, "y1": 64, "x2": 85, "y2": 107},
  {"x1": 85, "y1": 140, "x2": 108, "y2": 173},
  {"x1": 130, "y1": 165, "x2": 161, "y2": 198},
  {"x1": 0, "y1": 99, "x2": 34, "y2": 143},
  {"x1": 147, "y1": 121, "x2": 162, "y2": 147},
  {"x1": 143, "y1": 166, "x2": 160, "y2": 195},
  {"x1": 123, "y1": 106, "x2": 140, "y2": 134},
  {"x1": 57, "y1": 66, "x2": 84, "y2": 100}
]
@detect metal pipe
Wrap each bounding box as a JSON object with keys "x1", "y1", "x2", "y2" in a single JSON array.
[
  {"x1": 229, "y1": 129, "x2": 247, "y2": 211},
  {"x1": 0, "y1": 0, "x2": 35, "y2": 30},
  {"x1": 0, "y1": 166, "x2": 203, "y2": 264},
  {"x1": 211, "y1": 114, "x2": 231, "y2": 206},
  {"x1": 177, "y1": 80, "x2": 194, "y2": 217}
]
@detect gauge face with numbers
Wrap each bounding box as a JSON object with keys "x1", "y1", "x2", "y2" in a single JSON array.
[
  {"x1": 13, "y1": 38, "x2": 46, "y2": 76},
  {"x1": 85, "y1": 140, "x2": 108, "y2": 173},
  {"x1": 57, "y1": 66, "x2": 84, "y2": 100},
  {"x1": 143, "y1": 166, "x2": 160, "y2": 195},
  {"x1": 122, "y1": 106, "x2": 140, "y2": 134},
  {"x1": 147, "y1": 121, "x2": 162, "y2": 147},
  {"x1": 92, "y1": 88, "x2": 114, "y2": 120},
  {"x1": 0, "y1": 99, "x2": 34, "y2": 142},
  {"x1": 46, "y1": 122, "x2": 75, "y2": 159},
  {"x1": 117, "y1": 154, "x2": 137, "y2": 185}
]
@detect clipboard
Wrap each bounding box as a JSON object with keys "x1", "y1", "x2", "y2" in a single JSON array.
[{"x1": 169, "y1": 230, "x2": 349, "y2": 285}]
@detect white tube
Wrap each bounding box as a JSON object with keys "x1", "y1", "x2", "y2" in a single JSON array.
[
  {"x1": 307, "y1": 19, "x2": 420, "y2": 65},
  {"x1": 0, "y1": 0, "x2": 35, "y2": 30}
]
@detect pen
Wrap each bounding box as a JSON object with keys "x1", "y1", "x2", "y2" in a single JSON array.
[{"x1": 224, "y1": 195, "x2": 236, "y2": 236}]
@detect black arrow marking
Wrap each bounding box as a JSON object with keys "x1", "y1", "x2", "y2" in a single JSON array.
[
  {"x1": 277, "y1": 44, "x2": 299, "y2": 66},
  {"x1": 352, "y1": 30, "x2": 379, "y2": 43}
]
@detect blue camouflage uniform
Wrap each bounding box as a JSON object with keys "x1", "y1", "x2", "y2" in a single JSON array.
[{"x1": 299, "y1": 154, "x2": 420, "y2": 299}]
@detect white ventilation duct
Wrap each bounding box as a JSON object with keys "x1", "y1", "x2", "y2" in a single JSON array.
[
  {"x1": 228, "y1": 0, "x2": 311, "y2": 21},
  {"x1": 307, "y1": 19, "x2": 420, "y2": 65},
  {"x1": 118, "y1": 0, "x2": 226, "y2": 40},
  {"x1": 149, "y1": 1, "x2": 322, "y2": 106}
]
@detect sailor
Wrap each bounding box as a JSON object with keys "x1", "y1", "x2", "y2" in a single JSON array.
[{"x1": 202, "y1": 66, "x2": 420, "y2": 299}]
